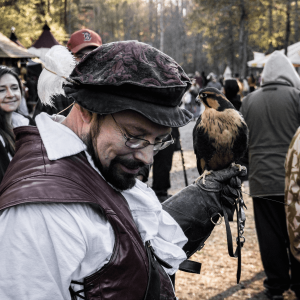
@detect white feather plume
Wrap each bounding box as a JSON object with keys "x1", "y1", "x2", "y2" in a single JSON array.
[{"x1": 38, "y1": 45, "x2": 76, "y2": 107}]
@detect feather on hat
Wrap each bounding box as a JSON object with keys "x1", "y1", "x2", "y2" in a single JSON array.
[{"x1": 38, "y1": 45, "x2": 76, "y2": 107}]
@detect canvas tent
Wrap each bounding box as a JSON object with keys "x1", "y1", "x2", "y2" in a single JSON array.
[
  {"x1": 247, "y1": 52, "x2": 266, "y2": 68},
  {"x1": 9, "y1": 27, "x2": 25, "y2": 49},
  {"x1": 0, "y1": 32, "x2": 36, "y2": 59},
  {"x1": 247, "y1": 42, "x2": 300, "y2": 68},
  {"x1": 28, "y1": 23, "x2": 60, "y2": 62}
]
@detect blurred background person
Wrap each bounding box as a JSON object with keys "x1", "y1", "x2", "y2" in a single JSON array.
[
  {"x1": 248, "y1": 73, "x2": 256, "y2": 92},
  {"x1": 67, "y1": 28, "x2": 102, "y2": 61},
  {"x1": 218, "y1": 74, "x2": 224, "y2": 88},
  {"x1": 206, "y1": 72, "x2": 222, "y2": 91},
  {"x1": 242, "y1": 77, "x2": 250, "y2": 97},
  {"x1": 0, "y1": 66, "x2": 34, "y2": 183},
  {"x1": 189, "y1": 79, "x2": 200, "y2": 120},
  {"x1": 201, "y1": 71, "x2": 208, "y2": 87},
  {"x1": 152, "y1": 127, "x2": 180, "y2": 202},
  {"x1": 194, "y1": 71, "x2": 203, "y2": 89},
  {"x1": 234, "y1": 73, "x2": 244, "y2": 99},
  {"x1": 224, "y1": 78, "x2": 241, "y2": 110},
  {"x1": 33, "y1": 29, "x2": 102, "y2": 118},
  {"x1": 240, "y1": 51, "x2": 300, "y2": 300}
]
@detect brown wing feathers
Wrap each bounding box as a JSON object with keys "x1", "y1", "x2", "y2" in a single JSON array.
[{"x1": 193, "y1": 87, "x2": 248, "y2": 175}]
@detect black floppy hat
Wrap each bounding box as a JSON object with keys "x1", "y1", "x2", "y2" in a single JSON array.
[{"x1": 64, "y1": 40, "x2": 193, "y2": 127}]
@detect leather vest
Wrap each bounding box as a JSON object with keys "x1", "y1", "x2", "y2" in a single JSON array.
[{"x1": 0, "y1": 126, "x2": 175, "y2": 300}]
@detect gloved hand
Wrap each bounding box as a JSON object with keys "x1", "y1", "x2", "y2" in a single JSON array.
[{"x1": 162, "y1": 165, "x2": 246, "y2": 259}]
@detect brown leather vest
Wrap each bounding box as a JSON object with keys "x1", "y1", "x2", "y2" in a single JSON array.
[{"x1": 0, "y1": 126, "x2": 175, "y2": 300}]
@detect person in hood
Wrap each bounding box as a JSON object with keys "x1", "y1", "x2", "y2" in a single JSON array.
[
  {"x1": 206, "y1": 72, "x2": 222, "y2": 91},
  {"x1": 240, "y1": 51, "x2": 300, "y2": 300}
]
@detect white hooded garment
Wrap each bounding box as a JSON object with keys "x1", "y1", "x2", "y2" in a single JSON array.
[{"x1": 261, "y1": 50, "x2": 300, "y2": 89}]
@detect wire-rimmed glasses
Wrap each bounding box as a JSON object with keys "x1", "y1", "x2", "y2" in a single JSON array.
[{"x1": 111, "y1": 114, "x2": 174, "y2": 152}]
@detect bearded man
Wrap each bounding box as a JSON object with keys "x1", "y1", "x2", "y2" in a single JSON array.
[{"x1": 0, "y1": 41, "x2": 243, "y2": 300}]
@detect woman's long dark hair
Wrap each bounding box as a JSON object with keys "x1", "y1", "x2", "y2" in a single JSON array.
[{"x1": 0, "y1": 66, "x2": 22, "y2": 156}]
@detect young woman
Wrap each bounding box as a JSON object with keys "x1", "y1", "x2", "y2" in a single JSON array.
[{"x1": 0, "y1": 66, "x2": 34, "y2": 183}]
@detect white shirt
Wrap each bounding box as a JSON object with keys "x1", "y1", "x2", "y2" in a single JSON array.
[{"x1": 0, "y1": 113, "x2": 187, "y2": 300}]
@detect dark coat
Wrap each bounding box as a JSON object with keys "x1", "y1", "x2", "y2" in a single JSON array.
[{"x1": 240, "y1": 81, "x2": 300, "y2": 196}]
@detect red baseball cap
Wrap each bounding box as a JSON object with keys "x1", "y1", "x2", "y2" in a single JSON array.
[{"x1": 67, "y1": 29, "x2": 102, "y2": 54}]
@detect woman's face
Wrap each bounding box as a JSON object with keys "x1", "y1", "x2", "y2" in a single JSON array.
[{"x1": 0, "y1": 74, "x2": 21, "y2": 113}]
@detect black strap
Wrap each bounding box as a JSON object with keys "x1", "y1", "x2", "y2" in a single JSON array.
[
  {"x1": 222, "y1": 206, "x2": 238, "y2": 258},
  {"x1": 146, "y1": 241, "x2": 172, "y2": 269},
  {"x1": 222, "y1": 192, "x2": 245, "y2": 284},
  {"x1": 69, "y1": 281, "x2": 86, "y2": 300},
  {"x1": 179, "y1": 260, "x2": 201, "y2": 274}
]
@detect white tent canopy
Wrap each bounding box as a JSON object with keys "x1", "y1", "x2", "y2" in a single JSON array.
[
  {"x1": 27, "y1": 24, "x2": 60, "y2": 63},
  {"x1": 248, "y1": 42, "x2": 300, "y2": 68},
  {"x1": 223, "y1": 66, "x2": 232, "y2": 79},
  {"x1": 247, "y1": 52, "x2": 266, "y2": 68}
]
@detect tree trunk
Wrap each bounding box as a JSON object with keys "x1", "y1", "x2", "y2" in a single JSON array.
[
  {"x1": 175, "y1": 0, "x2": 180, "y2": 61},
  {"x1": 154, "y1": 0, "x2": 159, "y2": 49},
  {"x1": 64, "y1": 0, "x2": 67, "y2": 30},
  {"x1": 238, "y1": 0, "x2": 246, "y2": 77},
  {"x1": 193, "y1": 33, "x2": 200, "y2": 71},
  {"x1": 284, "y1": 0, "x2": 291, "y2": 56},
  {"x1": 241, "y1": 28, "x2": 248, "y2": 79},
  {"x1": 115, "y1": 3, "x2": 121, "y2": 40},
  {"x1": 268, "y1": 0, "x2": 273, "y2": 51},
  {"x1": 149, "y1": 0, "x2": 153, "y2": 42},
  {"x1": 229, "y1": 20, "x2": 234, "y2": 74},
  {"x1": 181, "y1": 0, "x2": 187, "y2": 67},
  {"x1": 159, "y1": 0, "x2": 164, "y2": 52},
  {"x1": 295, "y1": 0, "x2": 299, "y2": 42}
]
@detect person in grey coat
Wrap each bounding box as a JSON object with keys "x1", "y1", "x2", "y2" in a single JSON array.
[{"x1": 240, "y1": 51, "x2": 300, "y2": 300}]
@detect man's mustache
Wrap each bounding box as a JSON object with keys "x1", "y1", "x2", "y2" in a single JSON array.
[{"x1": 115, "y1": 157, "x2": 146, "y2": 170}]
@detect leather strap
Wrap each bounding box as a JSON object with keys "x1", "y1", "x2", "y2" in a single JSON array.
[
  {"x1": 222, "y1": 199, "x2": 243, "y2": 284},
  {"x1": 179, "y1": 260, "x2": 201, "y2": 274}
]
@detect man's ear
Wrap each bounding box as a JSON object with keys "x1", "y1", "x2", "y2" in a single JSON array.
[{"x1": 76, "y1": 104, "x2": 92, "y2": 124}]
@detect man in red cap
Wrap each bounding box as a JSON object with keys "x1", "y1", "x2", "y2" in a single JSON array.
[
  {"x1": 67, "y1": 29, "x2": 102, "y2": 61},
  {"x1": 33, "y1": 29, "x2": 102, "y2": 117}
]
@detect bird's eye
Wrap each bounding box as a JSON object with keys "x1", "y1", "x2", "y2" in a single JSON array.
[{"x1": 200, "y1": 93, "x2": 207, "y2": 98}]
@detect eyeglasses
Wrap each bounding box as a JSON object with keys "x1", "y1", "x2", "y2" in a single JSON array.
[{"x1": 111, "y1": 114, "x2": 174, "y2": 152}]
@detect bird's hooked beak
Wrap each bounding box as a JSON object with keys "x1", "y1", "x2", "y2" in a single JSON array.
[{"x1": 196, "y1": 93, "x2": 207, "y2": 106}]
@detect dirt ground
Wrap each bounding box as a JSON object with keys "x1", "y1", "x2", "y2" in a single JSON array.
[{"x1": 148, "y1": 120, "x2": 297, "y2": 300}]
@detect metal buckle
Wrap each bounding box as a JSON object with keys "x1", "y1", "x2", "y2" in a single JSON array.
[{"x1": 211, "y1": 213, "x2": 222, "y2": 225}]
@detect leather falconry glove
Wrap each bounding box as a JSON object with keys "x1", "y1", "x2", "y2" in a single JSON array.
[{"x1": 162, "y1": 165, "x2": 247, "y2": 283}]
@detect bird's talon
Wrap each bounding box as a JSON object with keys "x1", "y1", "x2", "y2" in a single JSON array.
[{"x1": 231, "y1": 162, "x2": 244, "y2": 171}]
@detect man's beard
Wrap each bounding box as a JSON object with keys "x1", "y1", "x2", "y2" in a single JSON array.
[{"x1": 84, "y1": 132, "x2": 145, "y2": 191}]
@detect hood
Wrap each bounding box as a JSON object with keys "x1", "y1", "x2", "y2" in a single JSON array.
[{"x1": 262, "y1": 51, "x2": 300, "y2": 89}]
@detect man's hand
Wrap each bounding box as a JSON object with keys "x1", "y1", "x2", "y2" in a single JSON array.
[{"x1": 162, "y1": 165, "x2": 247, "y2": 258}]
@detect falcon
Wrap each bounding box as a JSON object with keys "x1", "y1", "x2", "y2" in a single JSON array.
[{"x1": 193, "y1": 87, "x2": 248, "y2": 183}]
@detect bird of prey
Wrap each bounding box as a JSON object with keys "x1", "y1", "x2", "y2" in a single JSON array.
[{"x1": 193, "y1": 87, "x2": 248, "y2": 183}]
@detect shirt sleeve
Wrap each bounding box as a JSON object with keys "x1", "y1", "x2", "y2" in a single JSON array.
[{"x1": 0, "y1": 202, "x2": 114, "y2": 300}]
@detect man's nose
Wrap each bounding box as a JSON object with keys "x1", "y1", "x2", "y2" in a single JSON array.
[{"x1": 133, "y1": 145, "x2": 155, "y2": 166}]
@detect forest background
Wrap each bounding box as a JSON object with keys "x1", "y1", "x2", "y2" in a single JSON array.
[{"x1": 0, "y1": 0, "x2": 299, "y2": 78}]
